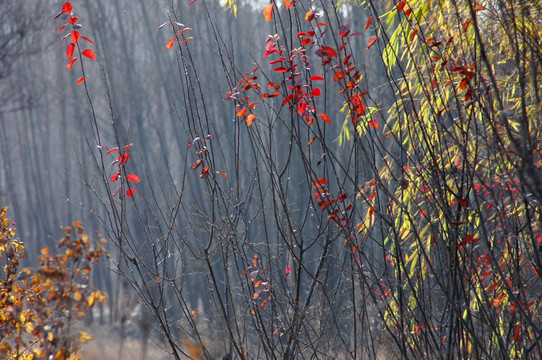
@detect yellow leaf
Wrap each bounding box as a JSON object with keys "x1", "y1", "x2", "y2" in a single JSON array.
[
  {"x1": 74, "y1": 291, "x2": 82, "y2": 301},
  {"x1": 78, "y1": 331, "x2": 94, "y2": 344}
]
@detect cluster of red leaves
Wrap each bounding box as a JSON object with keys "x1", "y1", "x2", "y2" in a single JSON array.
[
  {"x1": 55, "y1": 2, "x2": 97, "y2": 84},
  {"x1": 187, "y1": 134, "x2": 228, "y2": 179},
  {"x1": 158, "y1": 21, "x2": 193, "y2": 50},
  {"x1": 0, "y1": 208, "x2": 108, "y2": 360},
  {"x1": 107, "y1": 144, "x2": 140, "y2": 197}
]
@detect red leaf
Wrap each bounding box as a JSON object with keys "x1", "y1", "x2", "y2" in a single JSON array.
[
  {"x1": 66, "y1": 43, "x2": 75, "y2": 60},
  {"x1": 188, "y1": 0, "x2": 197, "y2": 4},
  {"x1": 246, "y1": 113, "x2": 256, "y2": 126},
  {"x1": 62, "y1": 2, "x2": 73, "y2": 14},
  {"x1": 106, "y1": 147, "x2": 119, "y2": 155},
  {"x1": 285, "y1": 265, "x2": 292, "y2": 278},
  {"x1": 368, "y1": 118, "x2": 380, "y2": 129},
  {"x1": 82, "y1": 49, "x2": 96, "y2": 60},
  {"x1": 126, "y1": 174, "x2": 141, "y2": 183},
  {"x1": 397, "y1": 1, "x2": 406, "y2": 11},
  {"x1": 264, "y1": 4, "x2": 274, "y2": 22},
  {"x1": 457, "y1": 198, "x2": 469, "y2": 207},
  {"x1": 68, "y1": 16, "x2": 78, "y2": 24},
  {"x1": 123, "y1": 144, "x2": 133, "y2": 151},
  {"x1": 76, "y1": 77, "x2": 85, "y2": 84},
  {"x1": 126, "y1": 189, "x2": 136, "y2": 197},
  {"x1": 71, "y1": 30, "x2": 80, "y2": 43},
  {"x1": 67, "y1": 57, "x2": 78, "y2": 70},
  {"x1": 365, "y1": 17, "x2": 373, "y2": 30},
  {"x1": 319, "y1": 113, "x2": 332, "y2": 124},
  {"x1": 81, "y1": 36, "x2": 95, "y2": 44},
  {"x1": 313, "y1": 178, "x2": 327, "y2": 188},
  {"x1": 310, "y1": 75, "x2": 325, "y2": 81},
  {"x1": 366, "y1": 35, "x2": 378, "y2": 50},
  {"x1": 312, "y1": 88, "x2": 321, "y2": 97},
  {"x1": 110, "y1": 173, "x2": 119, "y2": 182},
  {"x1": 166, "y1": 38, "x2": 175, "y2": 49},
  {"x1": 180, "y1": 37, "x2": 193, "y2": 45},
  {"x1": 191, "y1": 159, "x2": 204, "y2": 170},
  {"x1": 119, "y1": 153, "x2": 130, "y2": 164}
]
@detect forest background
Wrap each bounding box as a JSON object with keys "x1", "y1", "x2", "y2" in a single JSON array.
[{"x1": 1, "y1": 0, "x2": 541, "y2": 359}]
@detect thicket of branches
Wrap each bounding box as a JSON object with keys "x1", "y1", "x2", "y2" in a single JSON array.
[{"x1": 3, "y1": 0, "x2": 541, "y2": 359}]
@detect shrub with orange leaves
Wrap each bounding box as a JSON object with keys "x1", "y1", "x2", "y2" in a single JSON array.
[{"x1": 0, "y1": 207, "x2": 108, "y2": 360}]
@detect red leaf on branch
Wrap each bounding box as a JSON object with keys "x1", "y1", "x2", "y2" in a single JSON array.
[
  {"x1": 397, "y1": 1, "x2": 406, "y2": 11},
  {"x1": 82, "y1": 49, "x2": 96, "y2": 60},
  {"x1": 366, "y1": 35, "x2": 378, "y2": 50},
  {"x1": 285, "y1": 265, "x2": 292, "y2": 277},
  {"x1": 126, "y1": 174, "x2": 141, "y2": 183},
  {"x1": 126, "y1": 189, "x2": 136, "y2": 197},
  {"x1": 312, "y1": 88, "x2": 321, "y2": 97},
  {"x1": 68, "y1": 16, "x2": 78, "y2": 24},
  {"x1": 110, "y1": 173, "x2": 119, "y2": 182},
  {"x1": 76, "y1": 77, "x2": 85, "y2": 84},
  {"x1": 310, "y1": 75, "x2": 325, "y2": 81},
  {"x1": 457, "y1": 198, "x2": 469, "y2": 207},
  {"x1": 180, "y1": 37, "x2": 193, "y2": 45},
  {"x1": 81, "y1": 36, "x2": 95, "y2": 44},
  {"x1": 365, "y1": 17, "x2": 373, "y2": 30},
  {"x1": 282, "y1": 0, "x2": 293, "y2": 10},
  {"x1": 71, "y1": 30, "x2": 80, "y2": 43},
  {"x1": 67, "y1": 57, "x2": 78, "y2": 70},
  {"x1": 368, "y1": 118, "x2": 380, "y2": 129},
  {"x1": 119, "y1": 153, "x2": 130, "y2": 164},
  {"x1": 264, "y1": 4, "x2": 274, "y2": 22},
  {"x1": 66, "y1": 43, "x2": 75, "y2": 59},
  {"x1": 123, "y1": 144, "x2": 133, "y2": 151},
  {"x1": 62, "y1": 2, "x2": 73, "y2": 14},
  {"x1": 106, "y1": 147, "x2": 119, "y2": 155}
]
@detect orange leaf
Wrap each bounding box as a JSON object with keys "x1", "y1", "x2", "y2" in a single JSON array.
[
  {"x1": 474, "y1": 5, "x2": 486, "y2": 11},
  {"x1": 305, "y1": 9, "x2": 315, "y2": 22},
  {"x1": 282, "y1": 0, "x2": 293, "y2": 10},
  {"x1": 82, "y1": 49, "x2": 96, "y2": 60},
  {"x1": 366, "y1": 35, "x2": 378, "y2": 49},
  {"x1": 236, "y1": 107, "x2": 247, "y2": 118},
  {"x1": 459, "y1": 78, "x2": 468, "y2": 90},
  {"x1": 200, "y1": 166, "x2": 210, "y2": 178},
  {"x1": 126, "y1": 174, "x2": 141, "y2": 183},
  {"x1": 180, "y1": 37, "x2": 193, "y2": 45},
  {"x1": 246, "y1": 113, "x2": 256, "y2": 126},
  {"x1": 166, "y1": 38, "x2": 175, "y2": 49},
  {"x1": 191, "y1": 159, "x2": 204, "y2": 170},
  {"x1": 252, "y1": 254, "x2": 258, "y2": 269},
  {"x1": 463, "y1": 18, "x2": 471, "y2": 32},
  {"x1": 264, "y1": 4, "x2": 274, "y2": 22},
  {"x1": 307, "y1": 136, "x2": 317, "y2": 146},
  {"x1": 319, "y1": 113, "x2": 332, "y2": 124}
]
